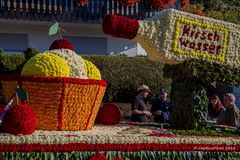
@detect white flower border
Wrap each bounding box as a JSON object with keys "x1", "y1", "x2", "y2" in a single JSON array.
[{"x1": 0, "y1": 126, "x2": 239, "y2": 145}]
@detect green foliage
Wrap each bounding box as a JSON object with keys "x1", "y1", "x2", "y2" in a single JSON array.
[
  {"x1": 24, "y1": 47, "x2": 40, "y2": 60},
  {"x1": 203, "y1": 0, "x2": 240, "y2": 12},
  {"x1": 169, "y1": 78, "x2": 203, "y2": 129},
  {"x1": 203, "y1": 0, "x2": 240, "y2": 24},
  {"x1": 187, "y1": 59, "x2": 240, "y2": 86},
  {"x1": 165, "y1": 59, "x2": 240, "y2": 87},
  {"x1": 0, "y1": 48, "x2": 3, "y2": 54},
  {"x1": 205, "y1": 9, "x2": 240, "y2": 24},
  {"x1": 0, "y1": 53, "x2": 25, "y2": 74},
  {"x1": 172, "y1": 129, "x2": 240, "y2": 136},
  {"x1": 83, "y1": 56, "x2": 172, "y2": 103},
  {"x1": 3, "y1": 150, "x2": 240, "y2": 160},
  {"x1": 193, "y1": 83, "x2": 208, "y2": 129}
]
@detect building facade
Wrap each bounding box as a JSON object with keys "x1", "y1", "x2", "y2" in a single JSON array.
[{"x1": 0, "y1": 0, "x2": 181, "y2": 55}]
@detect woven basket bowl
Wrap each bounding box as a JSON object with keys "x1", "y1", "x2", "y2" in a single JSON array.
[{"x1": 0, "y1": 75, "x2": 107, "y2": 131}]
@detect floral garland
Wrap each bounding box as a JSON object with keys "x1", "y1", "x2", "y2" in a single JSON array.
[
  {"x1": 0, "y1": 127, "x2": 240, "y2": 146},
  {"x1": 0, "y1": 75, "x2": 107, "y2": 85},
  {"x1": 0, "y1": 141, "x2": 240, "y2": 152},
  {"x1": 21, "y1": 52, "x2": 71, "y2": 77},
  {"x1": 49, "y1": 49, "x2": 88, "y2": 79}
]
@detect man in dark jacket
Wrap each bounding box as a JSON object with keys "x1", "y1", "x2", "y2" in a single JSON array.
[
  {"x1": 151, "y1": 88, "x2": 171, "y2": 123},
  {"x1": 131, "y1": 85, "x2": 152, "y2": 122}
]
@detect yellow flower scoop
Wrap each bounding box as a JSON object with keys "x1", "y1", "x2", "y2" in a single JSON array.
[
  {"x1": 83, "y1": 59, "x2": 101, "y2": 80},
  {"x1": 21, "y1": 52, "x2": 71, "y2": 77}
]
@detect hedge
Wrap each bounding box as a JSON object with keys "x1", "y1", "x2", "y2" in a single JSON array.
[
  {"x1": 0, "y1": 53, "x2": 25, "y2": 75},
  {"x1": 84, "y1": 56, "x2": 172, "y2": 103},
  {"x1": 0, "y1": 54, "x2": 172, "y2": 103}
]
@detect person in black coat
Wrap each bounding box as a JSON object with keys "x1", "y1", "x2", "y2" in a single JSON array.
[{"x1": 151, "y1": 88, "x2": 171, "y2": 123}]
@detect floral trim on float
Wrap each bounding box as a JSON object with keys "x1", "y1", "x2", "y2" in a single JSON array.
[
  {"x1": 102, "y1": 9, "x2": 240, "y2": 68},
  {"x1": 0, "y1": 39, "x2": 107, "y2": 131},
  {"x1": 3, "y1": 151, "x2": 240, "y2": 160},
  {"x1": 0, "y1": 125, "x2": 240, "y2": 159}
]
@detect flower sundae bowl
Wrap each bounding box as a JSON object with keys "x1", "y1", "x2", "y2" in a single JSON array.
[{"x1": 0, "y1": 39, "x2": 107, "y2": 131}]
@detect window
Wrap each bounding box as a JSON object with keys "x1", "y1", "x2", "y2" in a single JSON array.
[
  {"x1": 63, "y1": 36, "x2": 107, "y2": 54},
  {"x1": 0, "y1": 33, "x2": 28, "y2": 53}
]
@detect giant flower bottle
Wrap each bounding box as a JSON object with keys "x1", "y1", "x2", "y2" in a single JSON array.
[{"x1": 102, "y1": 9, "x2": 240, "y2": 68}]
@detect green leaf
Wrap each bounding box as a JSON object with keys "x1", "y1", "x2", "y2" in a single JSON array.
[
  {"x1": 16, "y1": 87, "x2": 28, "y2": 101},
  {"x1": 48, "y1": 22, "x2": 59, "y2": 35}
]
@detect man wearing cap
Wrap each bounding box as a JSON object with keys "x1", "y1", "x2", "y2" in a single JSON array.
[
  {"x1": 131, "y1": 85, "x2": 152, "y2": 122},
  {"x1": 151, "y1": 88, "x2": 171, "y2": 123},
  {"x1": 217, "y1": 93, "x2": 240, "y2": 127}
]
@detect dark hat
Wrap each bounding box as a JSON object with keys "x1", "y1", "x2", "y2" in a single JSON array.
[{"x1": 160, "y1": 87, "x2": 166, "y2": 93}]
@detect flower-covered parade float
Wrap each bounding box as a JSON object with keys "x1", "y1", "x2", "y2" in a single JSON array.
[{"x1": 0, "y1": 10, "x2": 240, "y2": 160}]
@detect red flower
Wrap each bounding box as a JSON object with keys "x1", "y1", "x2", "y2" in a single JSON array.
[
  {"x1": 1, "y1": 104, "x2": 36, "y2": 135},
  {"x1": 89, "y1": 153, "x2": 107, "y2": 160},
  {"x1": 102, "y1": 14, "x2": 139, "y2": 40},
  {"x1": 75, "y1": 0, "x2": 88, "y2": 6},
  {"x1": 181, "y1": 6, "x2": 205, "y2": 16},
  {"x1": 95, "y1": 103, "x2": 121, "y2": 125},
  {"x1": 147, "y1": 0, "x2": 177, "y2": 9},
  {"x1": 49, "y1": 39, "x2": 74, "y2": 51},
  {"x1": 118, "y1": 0, "x2": 139, "y2": 6},
  {"x1": 115, "y1": 158, "x2": 124, "y2": 160},
  {"x1": 181, "y1": 0, "x2": 189, "y2": 9}
]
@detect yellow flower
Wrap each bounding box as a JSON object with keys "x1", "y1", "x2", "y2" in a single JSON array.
[
  {"x1": 83, "y1": 59, "x2": 101, "y2": 80},
  {"x1": 21, "y1": 52, "x2": 70, "y2": 77}
]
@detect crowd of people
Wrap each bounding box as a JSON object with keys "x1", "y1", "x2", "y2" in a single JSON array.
[
  {"x1": 131, "y1": 84, "x2": 240, "y2": 129},
  {"x1": 207, "y1": 93, "x2": 240, "y2": 128}
]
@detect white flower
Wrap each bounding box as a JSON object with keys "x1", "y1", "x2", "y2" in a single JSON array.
[{"x1": 48, "y1": 49, "x2": 88, "y2": 79}]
